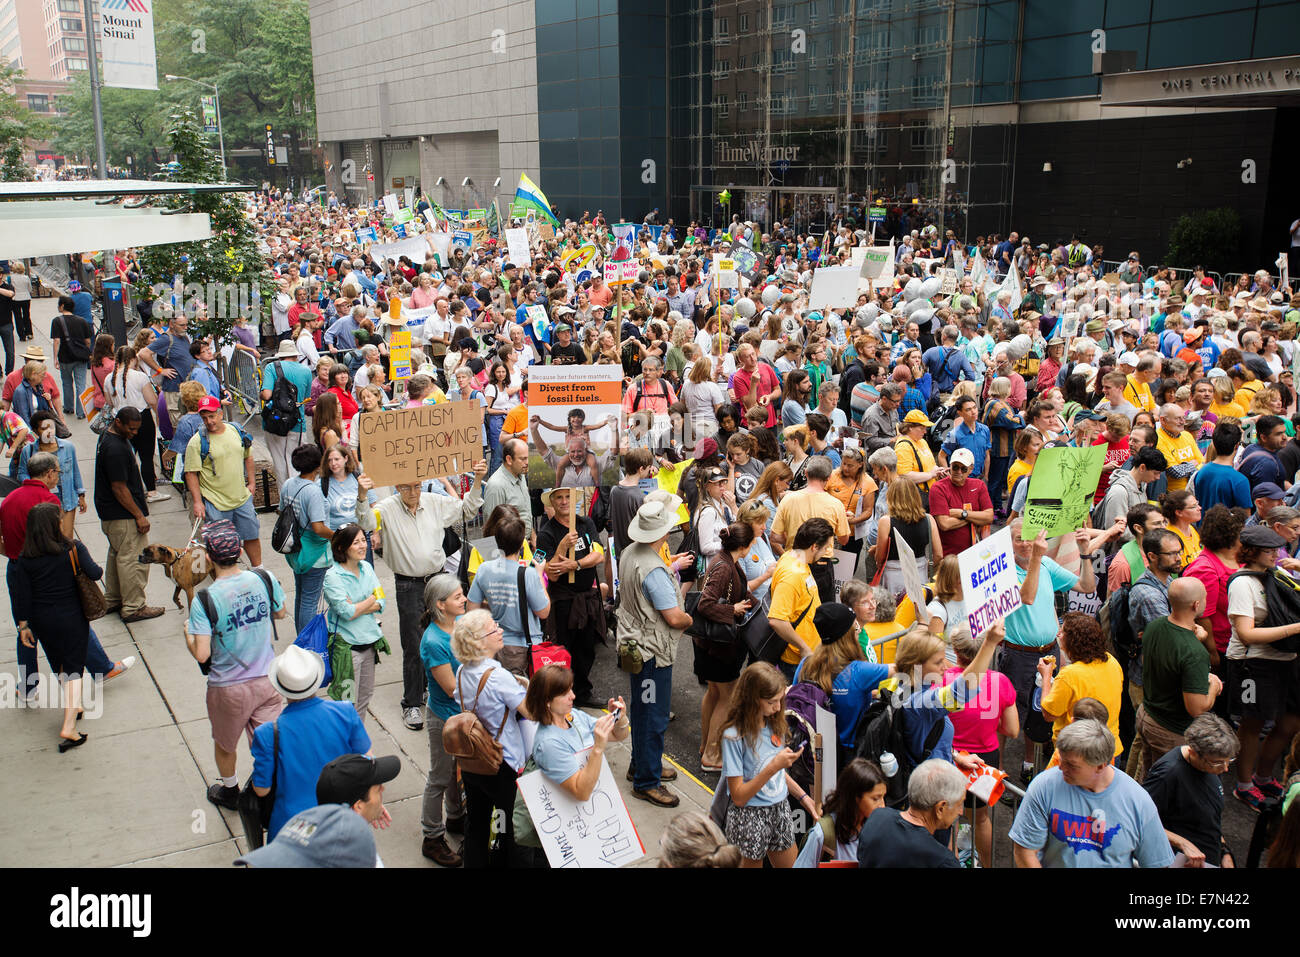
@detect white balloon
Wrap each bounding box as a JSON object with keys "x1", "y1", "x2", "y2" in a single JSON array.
[
  {"x1": 911, "y1": 307, "x2": 936, "y2": 327},
  {"x1": 761, "y1": 285, "x2": 780, "y2": 308},
  {"x1": 903, "y1": 277, "x2": 923, "y2": 301},
  {"x1": 856, "y1": 303, "x2": 879, "y2": 323},
  {"x1": 1009, "y1": 334, "x2": 1033, "y2": 359},
  {"x1": 920, "y1": 276, "x2": 943, "y2": 299},
  {"x1": 736, "y1": 298, "x2": 756, "y2": 319},
  {"x1": 905, "y1": 297, "x2": 932, "y2": 318}
]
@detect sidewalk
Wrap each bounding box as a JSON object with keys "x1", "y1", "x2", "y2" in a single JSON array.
[{"x1": 0, "y1": 297, "x2": 712, "y2": 867}]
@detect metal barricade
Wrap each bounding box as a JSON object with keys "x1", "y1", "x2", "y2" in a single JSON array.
[{"x1": 219, "y1": 349, "x2": 265, "y2": 428}]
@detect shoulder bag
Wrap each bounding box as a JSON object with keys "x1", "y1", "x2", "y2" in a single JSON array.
[
  {"x1": 443, "y1": 666, "x2": 509, "y2": 775},
  {"x1": 69, "y1": 545, "x2": 107, "y2": 621},
  {"x1": 237, "y1": 721, "x2": 279, "y2": 850},
  {"x1": 684, "y1": 560, "x2": 739, "y2": 644}
]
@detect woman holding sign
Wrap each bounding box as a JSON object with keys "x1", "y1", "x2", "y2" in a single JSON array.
[{"x1": 527, "y1": 665, "x2": 629, "y2": 800}]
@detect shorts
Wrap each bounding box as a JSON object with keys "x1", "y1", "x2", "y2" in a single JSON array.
[
  {"x1": 996, "y1": 641, "x2": 1058, "y2": 717},
  {"x1": 963, "y1": 748, "x2": 1001, "y2": 808},
  {"x1": 1227, "y1": 656, "x2": 1300, "y2": 722},
  {"x1": 724, "y1": 801, "x2": 795, "y2": 861},
  {"x1": 206, "y1": 676, "x2": 282, "y2": 753},
  {"x1": 204, "y1": 496, "x2": 260, "y2": 542}
]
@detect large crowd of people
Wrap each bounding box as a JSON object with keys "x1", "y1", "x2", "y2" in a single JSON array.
[{"x1": 3, "y1": 185, "x2": 1300, "y2": 870}]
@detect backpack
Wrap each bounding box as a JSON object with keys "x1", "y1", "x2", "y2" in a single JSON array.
[
  {"x1": 927, "y1": 403, "x2": 959, "y2": 452},
  {"x1": 851, "y1": 695, "x2": 947, "y2": 809},
  {"x1": 1225, "y1": 568, "x2": 1300, "y2": 654},
  {"x1": 784, "y1": 681, "x2": 830, "y2": 795},
  {"x1": 194, "y1": 569, "x2": 278, "y2": 676},
  {"x1": 271, "y1": 483, "x2": 310, "y2": 555},
  {"x1": 1105, "y1": 576, "x2": 1159, "y2": 664},
  {"x1": 443, "y1": 666, "x2": 509, "y2": 775},
  {"x1": 261, "y1": 360, "x2": 301, "y2": 437},
  {"x1": 199, "y1": 422, "x2": 254, "y2": 466}
]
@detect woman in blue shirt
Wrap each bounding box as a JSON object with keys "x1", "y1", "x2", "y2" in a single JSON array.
[
  {"x1": 416, "y1": 573, "x2": 468, "y2": 868},
  {"x1": 737, "y1": 500, "x2": 777, "y2": 601},
  {"x1": 17, "y1": 411, "x2": 84, "y2": 538},
  {"x1": 322, "y1": 523, "x2": 387, "y2": 720},
  {"x1": 321, "y1": 443, "x2": 378, "y2": 561},
  {"x1": 527, "y1": 664, "x2": 628, "y2": 798},
  {"x1": 279, "y1": 443, "x2": 335, "y2": 634},
  {"x1": 720, "y1": 662, "x2": 820, "y2": 867},
  {"x1": 168, "y1": 381, "x2": 208, "y2": 480}
]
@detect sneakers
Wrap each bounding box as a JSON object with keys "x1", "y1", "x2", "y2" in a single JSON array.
[
  {"x1": 631, "y1": 785, "x2": 680, "y2": 808},
  {"x1": 122, "y1": 606, "x2": 165, "y2": 623},
  {"x1": 104, "y1": 656, "x2": 136, "y2": 681},
  {"x1": 206, "y1": 782, "x2": 241, "y2": 810},
  {"x1": 403, "y1": 706, "x2": 425, "y2": 731},
  {"x1": 146, "y1": 489, "x2": 170, "y2": 503},
  {"x1": 1254, "y1": 777, "x2": 1284, "y2": 800},
  {"x1": 1233, "y1": 783, "x2": 1267, "y2": 811},
  {"x1": 422, "y1": 835, "x2": 463, "y2": 867}
]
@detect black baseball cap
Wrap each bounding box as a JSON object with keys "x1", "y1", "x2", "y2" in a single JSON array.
[{"x1": 316, "y1": 754, "x2": 401, "y2": 806}]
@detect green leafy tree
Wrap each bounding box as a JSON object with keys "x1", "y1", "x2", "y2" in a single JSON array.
[
  {"x1": 1166, "y1": 208, "x2": 1243, "y2": 272},
  {"x1": 0, "y1": 60, "x2": 55, "y2": 181},
  {"x1": 50, "y1": 74, "x2": 175, "y2": 171},
  {"x1": 136, "y1": 110, "x2": 273, "y2": 344}
]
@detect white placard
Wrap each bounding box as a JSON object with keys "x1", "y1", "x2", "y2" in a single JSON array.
[
  {"x1": 815, "y1": 705, "x2": 838, "y2": 806},
  {"x1": 859, "y1": 240, "x2": 894, "y2": 282},
  {"x1": 382, "y1": 194, "x2": 400, "y2": 218},
  {"x1": 809, "y1": 264, "x2": 860, "y2": 311},
  {"x1": 369, "y1": 236, "x2": 431, "y2": 264},
  {"x1": 956, "y1": 526, "x2": 1022, "y2": 637},
  {"x1": 893, "y1": 530, "x2": 928, "y2": 617},
  {"x1": 404, "y1": 187, "x2": 415, "y2": 210},
  {"x1": 428, "y1": 231, "x2": 451, "y2": 267},
  {"x1": 506, "y1": 227, "x2": 532, "y2": 266},
  {"x1": 712, "y1": 254, "x2": 738, "y2": 290},
  {"x1": 830, "y1": 548, "x2": 857, "y2": 602},
  {"x1": 516, "y1": 749, "x2": 645, "y2": 868},
  {"x1": 101, "y1": 5, "x2": 157, "y2": 90}
]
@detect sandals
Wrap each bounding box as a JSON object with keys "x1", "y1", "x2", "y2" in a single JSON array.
[{"x1": 58, "y1": 733, "x2": 88, "y2": 753}]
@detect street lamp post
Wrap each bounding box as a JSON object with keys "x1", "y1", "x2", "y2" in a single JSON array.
[{"x1": 164, "y1": 74, "x2": 226, "y2": 180}]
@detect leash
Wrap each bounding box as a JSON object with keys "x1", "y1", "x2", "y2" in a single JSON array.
[{"x1": 186, "y1": 515, "x2": 203, "y2": 549}]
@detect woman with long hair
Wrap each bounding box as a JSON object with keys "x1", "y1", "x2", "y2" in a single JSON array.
[
  {"x1": 416, "y1": 572, "x2": 468, "y2": 868},
  {"x1": 482, "y1": 360, "x2": 516, "y2": 473},
  {"x1": 874, "y1": 479, "x2": 941, "y2": 598},
  {"x1": 312, "y1": 390, "x2": 344, "y2": 456},
  {"x1": 782, "y1": 424, "x2": 811, "y2": 492},
  {"x1": 88, "y1": 334, "x2": 116, "y2": 415},
  {"x1": 984, "y1": 376, "x2": 1025, "y2": 516},
  {"x1": 781, "y1": 370, "x2": 811, "y2": 428},
  {"x1": 108, "y1": 344, "x2": 164, "y2": 500},
  {"x1": 925, "y1": 555, "x2": 966, "y2": 658},
  {"x1": 794, "y1": 759, "x2": 889, "y2": 867},
  {"x1": 695, "y1": 523, "x2": 757, "y2": 771},
  {"x1": 683, "y1": 356, "x2": 725, "y2": 440},
  {"x1": 12, "y1": 502, "x2": 101, "y2": 750},
  {"x1": 1006, "y1": 428, "x2": 1042, "y2": 519},
  {"x1": 719, "y1": 662, "x2": 817, "y2": 868}
]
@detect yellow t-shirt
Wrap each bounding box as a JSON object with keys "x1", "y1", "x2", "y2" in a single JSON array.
[
  {"x1": 1209, "y1": 400, "x2": 1246, "y2": 420},
  {"x1": 770, "y1": 550, "x2": 821, "y2": 665},
  {"x1": 1234, "y1": 382, "x2": 1263, "y2": 409},
  {"x1": 184, "y1": 424, "x2": 252, "y2": 511},
  {"x1": 1170, "y1": 523, "x2": 1201, "y2": 568},
  {"x1": 1155, "y1": 427, "x2": 1202, "y2": 493},
  {"x1": 1006, "y1": 458, "x2": 1033, "y2": 497},
  {"x1": 1039, "y1": 654, "x2": 1125, "y2": 758},
  {"x1": 1123, "y1": 375, "x2": 1154, "y2": 413},
  {"x1": 771, "y1": 488, "x2": 851, "y2": 544},
  {"x1": 894, "y1": 436, "x2": 937, "y2": 489}
]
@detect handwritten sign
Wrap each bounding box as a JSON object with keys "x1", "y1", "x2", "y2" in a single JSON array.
[
  {"x1": 516, "y1": 748, "x2": 645, "y2": 868},
  {"x1": 713, "y1": 255, "x2": 738, "y2": 289},
  {"x1": 389, "y1": 330, "x2": 413, "y2": 380},
  {"x1": 957, "y1": 526, "x2": 1022, "y2": 637},
  {"x1": 358, "y1": 400, "x2": 483, "y2": 487},
  {"x1": 79, "y1": 384, "x2": 97, "y2": 421},
  {"x1": 604, "y1": 260, "x2": 640, "y2": 286},
  {"x1": 1020, "y1": 445, "x2": 1106, "y2": 539},
  {"x1": 505, "y1": 227, "x2": 531, "y2": 266},
  {"x1": 393, "y1": 207, "x2": 414, "y2": 225},
  {"x1": 940, "y1": 268, "x2": 959, "y2": 295}
]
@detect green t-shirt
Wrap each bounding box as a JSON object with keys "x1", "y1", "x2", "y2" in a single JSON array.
[
  {"x1": 184, "y1": 424, "x2": 252, "y2": 512},
  {"x1": 1139, "y1": 616, "x2": 1210, "y2": 736}
]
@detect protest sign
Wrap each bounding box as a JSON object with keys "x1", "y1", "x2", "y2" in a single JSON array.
[
  {"x1": 940, "y1": 268, "x2": 959, "y2": 295},
  {"x1": 893, "y1": 531, "x2": 929, "y2": 617},
  {"x1": 393, "y1": 223, "x2": 408, "y2": 238},
  {"x1": 369, "y1": 236, "x2": 430, "y2": 264},
  {"x1": 1020, "y1": 445, "x2": 1106, "y2": 539},
  {"x1": 428, "y1": 231, "x2": 451, "y2": 267},
  {"x1": 957, "y1": 526, "x2": 1023, "y2": 638},
  {"x1": 382, "y1": 194, "x2": 399, "y2": 218},
  {"x1": 451, "y1": 230, "x2": 473, "y2": 252},
  {"x1": 712, "y1": 255, "x2": 738, "y2": 289},
  {"x1": 612, "y1": 223, "x2": 637, "y2": 259},
  {"x1": 527, "y1": 364, "x2": 622, "y2": 489},
  {"x1": 505, "y1": 227, "x2": 531, "y2": 265},
  {"x1": 357, "y1": 400, "x2": 483, "y2": 488},
  {"x1": 815, "y1": 705, "x2": 838, "y2": 807},
  {"x1": 404, "y1": 187, "x2": 415, "y2": 210},
  {"x1": 539, "y1": 223, "x2": 556, "y2": 241},
  {"x1": 79, "y1": 385, "x2": 97, "y2": 422},
  {"x1": 393, "y1": 207, "x2": 414, "y2": 225},
  {"x1": 829, "y1": 549, "x2": 858, "y2": 603},
  {"x1": 732, "y1": 247, "x2": 757, "y2": 275},
  {"x1": 858, "y1": 240, "x2": 893, "y2": 291},
  {"x1": 809, "y1": 264, "x2": 860, "y2": 310},
  {"x1": 389, "y1": 330, "x2": 413, "y2": 380},
  {"x1": 355, "y1": 225, "x2": 377, "y2": 244},
  {"x1": 516, "y1": 749, "x2": 645, "y2": 868},
  {"x1": 604, "y1": 260, "x2": 639, "y2": 286}
]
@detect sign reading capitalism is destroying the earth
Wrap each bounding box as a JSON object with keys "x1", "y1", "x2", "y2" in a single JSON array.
[{"x1": 358, "y1": 400, "x2": 482, "y2": 488}]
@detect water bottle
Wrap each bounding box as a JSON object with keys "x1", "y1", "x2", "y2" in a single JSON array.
[
  {"x1": 879, "y1": 751, "x2": 899, "y2": 777},
  {"x1": 956, "y1": 820, "x2": 976, "y2": 868},
  {"x1": 1032, "y1": 672, "x2": 1043, "y2": 712}
]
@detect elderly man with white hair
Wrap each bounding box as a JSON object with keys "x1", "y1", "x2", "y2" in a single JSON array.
[
  {"x1": 991, "y1": 289, "x2": 1014, "y2": 324},
  {"x1": 856, "y1": 759, "x2": 966, "y2": 868},
  {"x1": 352, "y1": 344, "x2": 382, "y2": 390},
  {"x1": 1009, "y1": 719, "x2": 1174, "y2": 868}
]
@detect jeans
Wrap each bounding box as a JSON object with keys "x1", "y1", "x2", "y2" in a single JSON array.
[
  {"x1": 293, "y1": 566, "x2": 327, "y2": 636},
  {"x1": 395, "y1": 575, "x2": 429, "y2": 710},
  {"x1": 988, "y1": 454, "x2": 1012, "y2": 513},
  {"x1": 59, "y1": 361, "x2": 89, "y2": 418},
  {"x1": 629, "y1": 655, "x2": 673, "y2": 792},
  {"x1": 421, "y1": 710, "x2": 465, "y2": 839},
  {"x1": 0, "y1": 322, "x2": 13, "y2": 375}
]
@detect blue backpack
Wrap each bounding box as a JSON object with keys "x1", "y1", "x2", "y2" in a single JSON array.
[{"x1": 199, "y1": 422, "x2": 253, "y2": 466}]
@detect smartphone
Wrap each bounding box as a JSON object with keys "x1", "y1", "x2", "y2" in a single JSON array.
[{"x1": 610, "y1": 704, "x2": 623, "y2": 722}]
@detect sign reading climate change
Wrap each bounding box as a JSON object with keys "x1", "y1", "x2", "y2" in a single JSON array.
[
  {"x1": 101, "y1": 0, "x2": 158, "y2": 90},
  {"x1": 358, "y1": 400, "x2": 483, "y2": 488},
  {"x1": 1020, "y1": 445, "x2": 1107, "y2": 539},
  {"x1": 516, "y1": 748, "x2": 644, "y2": 868},
  {"x1": 957, "y1": 527, "x2": 1022, "y2": 638}
]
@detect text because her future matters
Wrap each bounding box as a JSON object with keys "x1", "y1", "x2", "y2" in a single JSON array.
[{"x1": 358, "y1": 400, "x2": 483, "y2": 487}]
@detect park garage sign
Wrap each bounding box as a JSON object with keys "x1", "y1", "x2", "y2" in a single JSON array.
[
  {"x1": 101, "y1": 0, "x2": 158, "y2": 91},
  {"x1": 715, "y1": 139, "x2": 801, "y2": 165}
]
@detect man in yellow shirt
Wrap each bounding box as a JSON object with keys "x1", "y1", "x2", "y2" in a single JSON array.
[
  {"x1": 894, "y1": 409, "x2": 946, "y2": 498},
  {"x1": 1123, "y1": 353, "x2": 1159, "y2": 414},
  {"x1": 768, "y1": 516, "x2": 836, "y2": 681},
  {"x1": 1155, "y1": 403, "x2": 1202, "y2": 493}
]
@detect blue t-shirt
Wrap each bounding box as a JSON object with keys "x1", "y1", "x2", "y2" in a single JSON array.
[
  {"x1": 70, "y1": 290, "x2": 94, "y2": 325},
  {"x1": 721, "y1": 723, "x2": 790, "y2": 807},
  {"x1": 279, "y1": 476, "x2": 331, "y2": 572},
  {"x1": 188, "y1": 571, "x2": 285, "y2": 686},
  {"x1": 1194, "y1": 341, "x2": 1221, "y2": 373},
  {"x1": 737, "y1": 536, "x2": 776, "y2": 602},
  {"x1": 828, "y1": 661, "x2": 891, "y2": 748},
  {"x1": 1192, "y1": 462, "x2": 1252, "y2": 514},
  {"x1": 250, "y1": 697, "x2": 370, "y2": 839},
  {"x1": 468, "y1": 556, "x2": 549, "y2": 647},
  {"x1": 1005, "y1": 557, "x2": 1078, "y2": 647},
  {"x1": 1008, "y1": 766, "x2": 1175, "y2": 868},
  {"x1": 148, "y1": 331, "x2": 196, "y2": 393},
  {"x1": 261, "y1": 359, "x2": 314, "y2": 434},
  {"x1": 323, "y1": 472, "x2": 374, "y2": 531},
  {"x1": 418, "y1": 621, "x2": 460, "y2": 721},
  {"x1": 642, "y1": 565, "x2": 679, "y2": 609},
  {"x1": 942, "y1": 421, "x2": 993, "y2": 480},
  {"x1": 533, "y1": 709, "x2": 597, "y2": 783}
]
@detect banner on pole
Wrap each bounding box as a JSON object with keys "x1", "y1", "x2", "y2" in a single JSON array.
[
  {"x1": 200, "y1": 95, "x2": 218, "y2": 133},
  {"x1": 101, "y1": 0, "x2": 158, "y2": 90}
]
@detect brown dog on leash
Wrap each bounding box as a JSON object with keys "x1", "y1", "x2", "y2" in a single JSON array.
[{"x1": 138, "y1": 544, "x2": 216, "y2": 610}]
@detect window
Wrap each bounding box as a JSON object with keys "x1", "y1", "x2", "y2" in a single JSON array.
[
  {"x1": 739, "y1": 13, "x2": 749, "y2": 32},
  {"x1": 714, "y1": 16, "x2": 729, "y2": 39},
  {"x1": 63, "y1": 36, "x2": 86, "y2": 52},
  {"x1": 57, "y1": 0, "x2": 79, "y2": 10},
  {"x1": 738, "y1": 54, "x2": 746, "y2": 69},
  {"x1": 910, "y1": 124, "x2": 934, "y2": 149},
  {"x1": 64, "y1": 57, "x2": 87, "y2": 71},
  {"x1": 27, "y1": 93, "x2": 49, "y2": 112},
  {"x1": 713, "y1": 58, "x2": 730, "y2": 77},
  {"x1": 716, "y1": 94, "x2": 729, "y2": 116},
  {"x1": 808, "y1": 1, "x2": 821, "y2": 23},
  {"x1": 737, "y1": 91, "x2": 748, "y2": 111},
  {"x1": 60, "y1": 18, "x2": 81, "y2": 31}
]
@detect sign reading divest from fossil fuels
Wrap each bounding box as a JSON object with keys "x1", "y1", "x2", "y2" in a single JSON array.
[{"x1": 359, "y1": 400, "x2": 482, "y2": 488}]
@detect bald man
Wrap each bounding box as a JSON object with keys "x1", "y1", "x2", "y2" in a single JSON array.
[{"x1": 1134, "y1": 576, "x2": 1222, "y2": 778}]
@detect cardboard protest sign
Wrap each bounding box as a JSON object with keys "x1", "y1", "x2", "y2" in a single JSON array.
[
  {"x1": 893, "y1": 530, "x2": 929, "y2": 618},
  {"x1": 389, "y1": 330, "x2": 413, "y2": 380},
  {"x1": 538, "y1": 223, "x2": 556, "y2": 241},
  {"x1": 527, "y1": 364, "x2": 622, "y2": 490},
  {"x1": 940, "y1": 268, "x2": 959, "y2": 295},
  {"x1": 357, "y1": 400, "x2": 483, "y2": 488},
  {"x1": 1020, "y1": 445, "x2": 1106, "y2": 540},
  {"x1": 808, "y1": 264, "x2": 860, "y2": 310},
  {"x1": 516, "y1": 749, "x2": 645, "y2": 868},
  {"x1": 858, "y1": 240, "x2": 893, "y2": 292},
  {"x1": 505, "y1": 227, "x2": 531, "y2": 266},
  {"x1": 604, "y1": 260, "x2": 639, "y2": 286},
  {"x1": 957, "y1": 526, "x2": 1022, "y2": 638}
]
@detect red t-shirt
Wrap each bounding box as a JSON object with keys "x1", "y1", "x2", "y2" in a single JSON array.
[
  {"x1": 942, "y1": 666, "x2": 1017, "y2": 754},
  {"x1": 1183, "y1": 550, "x2": 1235, "y2": 653},
  {"x1": 929, "y1": 477, "x2": 992, "y2": 557},
  {"x1": 730, "y1": 364, "x2": 780, "y2": 427},
  {"x1": 0, "y1": 479, "x2": 60, "y2": 558},
  {"x1": 1092, "y1": 434, "x2": 1131, "y2": 504}
]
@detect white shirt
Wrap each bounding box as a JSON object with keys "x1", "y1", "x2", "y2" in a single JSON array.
[
  {"x1": 109, "y1": 367, "x2": 151, "y2": 410},
  {"x1": 421, "y1": 312, "x2": 452, "y2": 348},
  {"x1": 296, "y1": 328, "x2": 320, "y2": 367},
  {"x1": 272, "y1": 292, "x2": 292, "y2": 334}
]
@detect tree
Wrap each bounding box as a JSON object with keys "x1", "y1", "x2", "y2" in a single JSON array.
[
  {"x1": 136, "y1": 110, "x2": 274, "y2": 345},
  {"x1": 1166, "y1": 208, "x2": 1243, "y2": 272},
  {"x1": 0, "y1": 60, "x2": 54, "y2": 181},
  {"x1": 50, "y1": 73, "x2": 175, "y2": 171}
]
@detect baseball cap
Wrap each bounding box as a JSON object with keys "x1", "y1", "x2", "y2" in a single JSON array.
[
  {"x1": 552, "y1": 323, "x2": 572, "y2": 335},
  {"x1": 1182, "y1": 328, "x2": 1203, "y2": 343},
  {"x1": 234, "y1": 804, "x2": 376, "y2": 868},
  {"x1": 203, "y1": 520, "x2": 243, "y2": 563},
  {"x1": 1207, "y1": 367, "x2": 1228, "y2": 379},
  {"x1": 949, "y1": 448, "x2": 975, "y2": 468},
  {"x1": 316, "y1": 753, "x2": 402, "y2": 806},
  {"x1": 902, "y1": 409, "x2": 934, "y2": 427},
  {"x1": 1252, "y1": 482, "x2": 1285, "y2": 503},
  {"x1": 1119, "y1": 351, "x2": 1140, "y2": 366},
  {"x1": 197, "y1": 396, "x2": 221, "y2": 412}
]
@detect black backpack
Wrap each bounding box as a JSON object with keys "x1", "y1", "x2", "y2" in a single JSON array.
[
  {"x1": 262, "y1": 361, "x2": 302, "y2": 437},
  {"x1": 272, "y1": 484, "x2": 310, "y2": 555},
  {"x1": 1226, "y1": 568, "x2": 1300, "y2": 654},
  {"x1": 852, "y1": 695, "x2": 946, "y2": 809}
]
